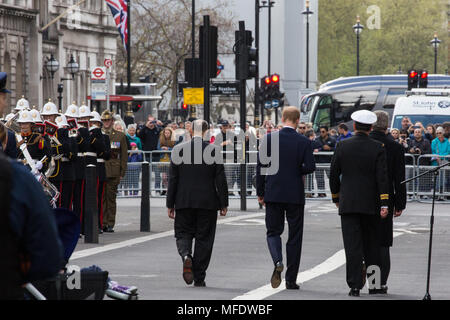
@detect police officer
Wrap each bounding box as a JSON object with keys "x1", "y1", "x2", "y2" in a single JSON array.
[
  {"x1": 65, "y1": 103, "x2": 90, "y2": 224},
  {"x1": 90, "y1": 111, "x2": 110, "y2": 234},
  {"x1": 369, "y1": 111, "x2": 407, "y2": 294},
  {"x1": 41, "y1": 99, "x2": 73, "y2": 209},
  {"x1": 16, "y1": 109, "x2": 51, "y2": 173},
  {"x1": 329, "y1": 110, "x2": 390, "y2": 297},
  {"x1": 101, "y1": 110, "x2": 128, "y2": 233}
]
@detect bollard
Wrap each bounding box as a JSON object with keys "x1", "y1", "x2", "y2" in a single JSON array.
[
  {"x1": 140, "y1": 162, "x2": 151, "y2": 232},
  {"x1": 85, "y1": 164, "x2": 99, "y2": 243}
]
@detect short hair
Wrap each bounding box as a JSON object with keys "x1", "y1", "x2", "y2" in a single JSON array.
[
  {"x1": 443, "y1": 122, "x2": 450, "y2": 129},
  {"x1": 338, "y1": 123, "x2": 348, "y2": 131},
  {"x1": 127, "y1": 124, "x2": 137, "y2": 130},
  {"x1": 391, "y1": 128, "x2": 399, "y2": 134},
  {"x1": 399, "y1": 129, "x2": 408, "y2": 135},
  {"x1": 281, "y1": 106, "x2": 300, "y2": 123},
  {"x1": 192, "y1": 119, "x2": 208, "y2": 133},
  {"x1": 305, "y1": 130, "x2": 315, "y2": 138},
  {"x1": 373, "y1": 111, "x2": 389, "y2": 131},
  {"x1": 354, "y1": 122, "x2": 372, "y2": 132},
  {"x1": 319, "y1": 125, "x2": 329, "y2": 132},
  {"x1": 436, "y1": 126, "x2": 444, "y2": 133}
]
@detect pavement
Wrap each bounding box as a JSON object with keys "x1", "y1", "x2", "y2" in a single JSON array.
[{"x1": 70, "y1": 197, "x2": 450, "y2": 300}]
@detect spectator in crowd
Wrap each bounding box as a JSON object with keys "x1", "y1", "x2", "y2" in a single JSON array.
[
  {"x1": 401, "y1": 116, "x2": 412, "y2": 131},
  {"x1": 314, "y1": 126, "x2": 336, "y2": 197},
  {"x1": 431, "y1": 127, "x2": 450, "y2": 166},
  {"x1": 276, "y1": 124, "x2": 283, "y2": 131},
  {"x1": 177, "y1": 121, "x2": 192, "y2": 144},
  {"x1": 124, "y1": 142, "x2": 143, "y2": 196},
  {"x1": 178, "y1": 121, "x2": 185, "y2": 130},
  {"x1": 398, "y1": 129, "x2": 410, "y2": 151},
  {"x1": 305, "y1": 129, "x2": 321, "y2": 198},
  {"x1": 329, "y1": 128, "x2": 338, "y2": 140},
  {"x1": 390, "y1": 128, "x2": 400, "y2": 142},
  {"x1": 158, "y1": 127, "x2": 175, "y2": 196},
  {"x1": 297, "y1": 122, "x2": 307, "y2": 136},
  {"x1": 443, "y1": 122, "x2": 450, "y2": 139},
  {"x1": 215, "y1": 120, "x2": 238, "y2": 196},
  {"x1": 114, "y1": 120, "x2": 125, "y2": 133},
  {"x1": 426, "y1": 124, "x2": 436, "y2": 142},
  {"x1": 305, "y1": 122, "x2": 313, "y2": 132},
  {"x1": 337, "y1": 123, "x2": 352, "y2": 143},
  {"x1": 126, "y1": 124, "x2": 143, "y2": 150},
  {"x1": 171, "y1": 122, "x2": 179, "y2": 131},
  {"x1": 138, "y1": 116, "x2": 162, "y2": 192}
]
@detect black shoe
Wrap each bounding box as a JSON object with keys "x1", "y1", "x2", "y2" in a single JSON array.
[
  {"x1": 105, "y1": 227, "x2": 115, "y2": 233},
  {"x1": 161, "y1": 191, "x2": 167, "y2": 196},
  {"x1": 182, "y1": 255, "x2": 194, "y2": 285},
  {"x1": 349, "y1": 288, "x2": 360, "y2": 297},
  {"x1": 194, "y1": 280, "x2": 206, "y2": 287},
  {"x1": 102, "y1": 226, "x2": 108, "y2": 232},
  {"x1": 285, "y1": 281, "x2": 299, "y2": 290},
  {"x1": 270, "y1": 262, "x2": 283, "y2": 289}
]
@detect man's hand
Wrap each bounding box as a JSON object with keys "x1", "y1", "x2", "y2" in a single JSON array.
[
  {"x1": 380, "y1": 207, "x2": 388, "y2": 219},
  {"x1": 394, "y1": 210, "x2": 403, "y2": 217},
  {"x1": 220, "y1": 208, "x2": 228, "y2": 216},
  {"x1": 335, "y1": 202, "x2": 339, "y2": 208},
  {"x1": 323, "y1": 144, "x2": 331, "y2": 151},
  {"x1": 258, "y1": 196, "x2": 265, "y2": 207},
  {"x1": 168, "y1": 208, "x2": 175, "y2": 219}
]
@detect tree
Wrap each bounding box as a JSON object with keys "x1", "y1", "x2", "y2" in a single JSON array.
[
  {"x1": 115, "y1": 0, "x2": 236, "y2": 118},
  {"x1": 318, "y1": 0, "x2": 448, "y2": 84}
]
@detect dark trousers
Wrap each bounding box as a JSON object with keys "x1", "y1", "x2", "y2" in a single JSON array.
[
  {"x1": 58, "y1": 181, "x2": 74, "y2": 210},
  {"x1": 97, "y1": 178, "x2": 106, "y2": 229},
  {"x1": 73, "y1": 179, "x2": 85, "y2": 222},
  {"x1": 174, "y1": 208, "x2": 218, "y2": 282},
  {"x1": 341, "y1": 214, "x2": 381, "y2": 290},
  {"x1": 380, "y1": 246, "x2": 390, "y2": 286},
  {"x1": 265, "y1": 202, "x2": 304, "y2": 283}
]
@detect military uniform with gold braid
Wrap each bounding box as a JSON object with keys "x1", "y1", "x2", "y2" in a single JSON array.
[
  {"x1": 329, "y1": 110, "x2": 389, "y2": 295},
  {"x1": 102, "y1": 110, "x2": 128, "y2": 232}
]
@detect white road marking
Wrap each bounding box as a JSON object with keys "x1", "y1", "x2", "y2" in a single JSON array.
[
  {"x1": 70, "y1": 212, "x2": 265, "y2": 261},
  {"x1": 110, "y1": 274, "x2": 158, "y2": 278},
  {"x1": 233, "y1": 231, "x2": 404, "y2": 300}
]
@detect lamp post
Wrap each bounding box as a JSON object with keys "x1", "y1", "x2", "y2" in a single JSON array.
[
  {"x1": 302, "y1": 0, "x2": 313, "y2": 89},
  {"x1": 430, "y1": 33, "x2": 441, "y2": 74},
  {"x1": 261, "y1": 1, "x2": 275, "y2": 76},
  {"x1": 46, "y1": 54, "x2": 59, "y2": 79},
  {"x1": 352, "y1": 16, "x2": 364, "y2": 76}
]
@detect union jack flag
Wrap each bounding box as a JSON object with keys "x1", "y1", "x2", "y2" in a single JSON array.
[{"x1": 106, "y1": 0, "x2": 129, "y2": 50}]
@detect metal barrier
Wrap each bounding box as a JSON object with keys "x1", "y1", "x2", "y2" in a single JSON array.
[{"x1": 116, "y1": 151, "x2": 450, "y2": 202}]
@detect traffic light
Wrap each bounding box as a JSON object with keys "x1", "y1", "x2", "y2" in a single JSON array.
[
  {"x1": 408, "y1": 70, "x2": 419, "y2": 90},
  {"x1": 132, "y1": 102, "x2": 143, "y2": 113},
  {"x1": 419, "y1": 70, "x2": 428, "y2": 88},
  {"x1": 260, "y1": 74, "x2": 285, "y2": 109},
  {"x1": 181, "y1": 102, "x2": 189, "y2": 118},
  {"x1": 235, "y1": 22, "x2": 258, "y2": 80}
]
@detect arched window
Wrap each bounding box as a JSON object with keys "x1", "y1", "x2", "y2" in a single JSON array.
[{"x1": 16, "y1": 54, "x2": 24, "y2": 100}]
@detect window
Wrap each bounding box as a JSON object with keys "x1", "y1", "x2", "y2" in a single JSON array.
[
  {"x1": 383, "y1": 88, "x2": 406, "y2": 109},
  {"x1": 332, "y1": 90, "x2": 379, "y2": 124},
  {"x1": 312, "y1": 96, "x2": 332, "y2": 131}
]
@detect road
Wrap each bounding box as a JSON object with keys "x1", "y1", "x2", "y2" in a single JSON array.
[{"x1": 70, "y1": 197, "x2": 450, "y2": 300}]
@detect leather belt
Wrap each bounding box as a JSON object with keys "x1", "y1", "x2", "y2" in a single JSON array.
[
  {"x1": 84, "y1": 152, "x2": 97, "y2": 157},
  {"x1": 97, "y1": 159, "x2": 105, "y2": 163}
]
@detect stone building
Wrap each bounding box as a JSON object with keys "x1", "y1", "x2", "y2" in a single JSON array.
[{"x1": 0, "y1": 0, "x2": 118, "y2": 115}]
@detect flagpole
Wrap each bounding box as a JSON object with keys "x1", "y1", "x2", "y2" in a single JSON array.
[{"x1": 127, "y1": 0, "x2": 131, "y2": 95}]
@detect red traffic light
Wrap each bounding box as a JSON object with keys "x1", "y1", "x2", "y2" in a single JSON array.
[
  {"x1": 264, "y1": 76, "x2": 271, "y2": 85},
  {"x1": 182, "y1": 103, "x2": 188, "y2": 110},
  {"x1": 271, "y1": 74, "x2": 280, "y2": 83},
  {"x1": 409, "y1": 70, "x2": 418, "y2": 78},
  {"x1": 421, "y1": 71, "x2": 428, "y2": 79}
]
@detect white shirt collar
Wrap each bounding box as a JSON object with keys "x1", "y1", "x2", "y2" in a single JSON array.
[{"x1": 283, "y1": 125, "x2": 296, "y2": 130}]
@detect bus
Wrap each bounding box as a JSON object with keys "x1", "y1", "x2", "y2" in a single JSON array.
[{"x1": 300, "y1": 74, "x2": 450, "y2": 131}]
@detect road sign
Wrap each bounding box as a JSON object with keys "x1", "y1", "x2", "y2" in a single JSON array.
[
  {"x1": 104, "y1": 59, "x2": 113, "y2": 68},
  {"x1": 217, "y1": 59, "x2": 224, "y2": 76},
  {"x1": 183, "y1": 88, "x2": 204, "y2": 105},
  {"x1": 178, "y1": 81, "x2": 239, "y2": 97},
  {"x1": 272, "y1": 99, "x2": 280, "y2": 108},
  {"x1": 91, "y1": 66, "x2": 107, "y2": 100},
  {"x1": 264, "y1": 101, "x2": 272, "y2": 109}
]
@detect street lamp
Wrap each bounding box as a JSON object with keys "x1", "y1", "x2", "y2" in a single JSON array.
[
  {"x1": 66, "y1": 54, "x2": 79, "y2": 79},
  {"x1": 430, "y1": 32, "x2": 441, "y2": 74},
  {"x1": 46, "y1": 54, "x2": 59, "y2": 79},
  {"x1": 302, "y1": 0, "x2": 313, "y2": 89},
  {"x1": 352, "y1": 16, "x2": 364, "y2": 76},
  {"x1": 261, "y1": 1, "x2": 275, "y2": 75}
]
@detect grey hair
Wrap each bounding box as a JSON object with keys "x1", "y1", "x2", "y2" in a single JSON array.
[
  {"x1": 373, "y1": 110, "x2": 389, "y2": 131},
  {"x1": 127, "y1": 123, "x2": 137, "y2": 130},
  {"x1": 436, "y1": 126, "x2": 444, "y2": 133}
]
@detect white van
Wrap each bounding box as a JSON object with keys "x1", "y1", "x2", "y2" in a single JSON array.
[{"x1": 391, "y1": 89, "x2": 450, "y2": 129}]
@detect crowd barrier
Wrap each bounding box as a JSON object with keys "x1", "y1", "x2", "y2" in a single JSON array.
[{"x1": 117, "y1": 151, "x2": 450, "y2": 203}]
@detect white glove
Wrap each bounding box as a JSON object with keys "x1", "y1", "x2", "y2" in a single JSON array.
[{"x1": 35, "y1": 161, "x2": 43, "y2": 171}]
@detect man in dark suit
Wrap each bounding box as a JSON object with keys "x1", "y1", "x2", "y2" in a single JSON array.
[
  {"x1": 369, "y1": 111, "x2": 407, "y2": 294},
  {"x1": 329, "y1": 110, "x2": 390, "y2": 297},
  {"x1": 167, "y1": 119, "x2": 228, "y2": 287},
  {"x1": 256, "y1": 106, "x2": 316, "y2": 290}
]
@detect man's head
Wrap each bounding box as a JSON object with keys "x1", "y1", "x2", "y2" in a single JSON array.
[
  {"x1": 373, "y1": 111, "x2": 389, "y2": 133},
  {"x1": 351, "y1": 110, "x2": 377, "y2": 133},
  {"x1": 191, "y1": 119, "x2": 208, "y2": 137},
  {"x1": 413, "y1": 128, "x2": 423, "y2": 140},
  {"x1": 220, "y1": 120, "x2": 230, "y2": 133},
  {"x1": 319, "y1": 126, "x2": 329, "y2": 138},
  {"x1": 298, "y1": 121, "x2": 306, "y2": 134},
  {"x1": 305, "y1": 129, "x2": 315, "y2": 141},
  {"x1": 401, "y1": 116, "x2": 411, "y2": 128},
  {"x1": 101, "y1": 110, "x2": 114, "y2": 129},
  {"x1": 281, "y1": 106, "x2": 300, "y2": 128},
  {"x1": 185, "y1": 121, "x2": 192, "y2": 132},
  {"x1": 337, "y1": 123, "x2": 348, "y2": 135}
]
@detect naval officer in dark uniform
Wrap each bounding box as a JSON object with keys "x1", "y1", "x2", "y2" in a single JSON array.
[
  {"x1": 369, "y1": 111, "x2": 407, "y2": 294},
  {"x1": 329, "y1": 110, "x2": 390, "y2": 297}
]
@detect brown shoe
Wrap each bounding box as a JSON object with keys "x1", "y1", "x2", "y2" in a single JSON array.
[
  {"x1": 270, "y1": 262, "x2": 284, "y2": 288},
  {"x1": 183, "y1": 255, "x2": 194, "y2": 285}
]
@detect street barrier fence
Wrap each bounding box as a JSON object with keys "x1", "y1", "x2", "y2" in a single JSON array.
[{"x1": 117, "y1": 151, "x2": 450, "y2": 203}]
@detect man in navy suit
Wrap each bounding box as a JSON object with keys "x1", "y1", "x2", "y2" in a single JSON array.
[{"x1": 257, "y1": 107, "x2": 316, "y2": 290}]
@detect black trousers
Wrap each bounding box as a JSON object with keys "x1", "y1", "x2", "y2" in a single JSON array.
[
  {"x1": 73, "y1": 179, "x2": 85, "y2": 222},
  {"x1": 341, "y1": 214, "x2": 381, "y2": 290},
  {"x1": 265, "y1": 202, "x2": 304, "y2": 283},
  {"x1": 58, "y1": 181, "x2": 74, "y2": 210},
  {"x1": 174, "y1": 208, "x2": 218, "y2": 282}
]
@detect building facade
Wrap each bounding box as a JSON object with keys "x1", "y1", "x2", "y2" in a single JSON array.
[{"x1": 0, "y1": 0, "x2": 118, "y2": 115}]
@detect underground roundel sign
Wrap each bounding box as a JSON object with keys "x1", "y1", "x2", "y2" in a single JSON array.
[{"x1": 91, "y1": 67, "x2": 106, "y2": 80}]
